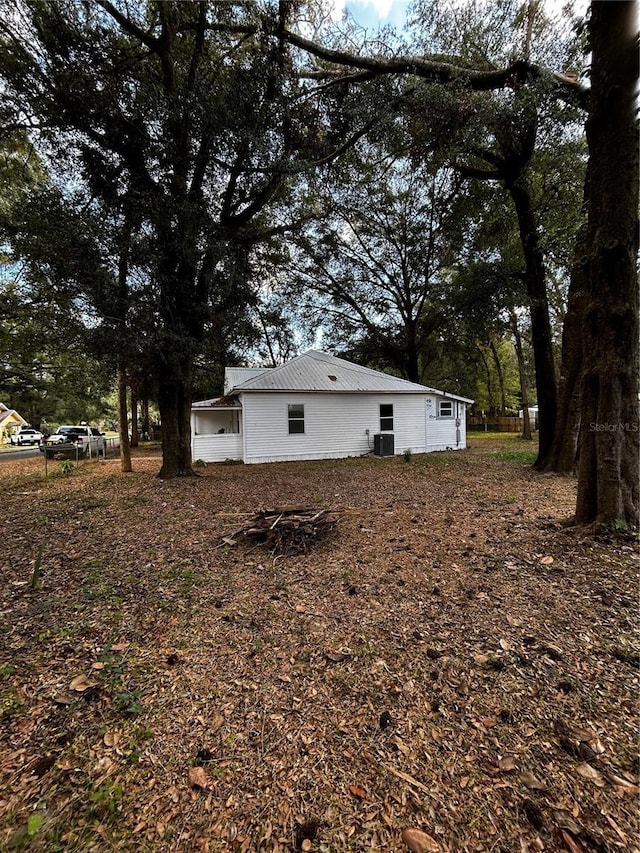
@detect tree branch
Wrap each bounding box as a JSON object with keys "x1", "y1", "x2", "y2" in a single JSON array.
[
  {"x1": 95, "y1": 0, "x2": 158, "y2": 51},
  {"x1": 283, "y1": 29, "x2": 589, "y2": 108}
]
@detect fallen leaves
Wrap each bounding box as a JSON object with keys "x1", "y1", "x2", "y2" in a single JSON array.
[
  {"x1": 69, "y1": 673, "x2": 98, "y2": 692},
  {"x1": 575, "y1": 763, "x2": 605, "y2": 787},
  {"x1": 348, "y1": 784, "x2": 366, "y2": 800},
  {"x1": 401, "y1": 827, "x2": 440, "y2": 852},
  {"x1": 0, "y1": 444, "x2": 638, "y2": 853},
  {"x1": 520, "y1": 771, "x2": 547, "y2": 790},
  {"x1": 188, "y1": 766, "x2": 211, "y2": 790}
]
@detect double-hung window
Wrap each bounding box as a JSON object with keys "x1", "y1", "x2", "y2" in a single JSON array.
[
  {"x1": 288, "y1": 404, "x2": 305, "y2": 434},
  {"x1": 438, "y1": 400, "x2": 454, "y2": 418},
  {"x1": 379, "y1": 403, "x2": 394, "y2": 431}
]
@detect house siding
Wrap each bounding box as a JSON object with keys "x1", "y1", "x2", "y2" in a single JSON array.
[
  {"x1": 425, "y1": 398, "x2": 466, "y2": 451},
  {"x1": 240, "y1": 392, "x2": 466, "y2": 464},
  {"x1": 193, "y1": 433, "x2": 243, "y2": 462}
]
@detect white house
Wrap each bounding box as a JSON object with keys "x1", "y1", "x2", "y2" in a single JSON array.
[{"x1": 191, "y1": 350, "x2": 473, "y2": 465}]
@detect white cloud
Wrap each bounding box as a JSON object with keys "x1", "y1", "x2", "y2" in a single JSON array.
[{"x1": 325, "y1": 0, "x2": 397, "y2": 22}]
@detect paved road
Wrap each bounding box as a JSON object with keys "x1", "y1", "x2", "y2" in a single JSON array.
[
  {"x1": 0, "y1": 447, "x2": 41, "y2": 462},
  {"x1": 1, "y1": 437, "x2": 120, "y2": 463}
]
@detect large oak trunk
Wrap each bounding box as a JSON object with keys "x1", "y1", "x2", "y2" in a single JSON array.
[
  {"x1": 574, "y1": 1, "x2": 639, "y2": 528},
  {"x1": 544, "y1": 223, "x2": 588, "y2": 473},
  {"x1": 508, "y1": 182, "x2": 558, "y2": 469},
  {"x1": 118, "y1": 359, "x2": 133, "y2": 474},
  {"x1": 156, "y1": 352, "x2": 196, "y2": 479}
]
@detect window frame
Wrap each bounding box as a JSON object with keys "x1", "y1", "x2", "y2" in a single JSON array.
[
  {"x1": 437, "y1": 399, "x2": 454, "y2": 419},
  {"x1": 379, "y1": 403, "x2": 394, "y2": 432},
  {"x1": 287, "y1": 403, "x2": 305, "y2": 435}
]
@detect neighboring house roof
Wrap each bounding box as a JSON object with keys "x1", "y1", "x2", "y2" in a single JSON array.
[
  {"x1": 0, "y1": 406, "x2": 28, "y2": 430},
  {"x1": 229, "y1": 350, "x2": 474, "y2": 403},
  {"x1": 224, "y1": 367, "x2": 272, "y2": 395}
]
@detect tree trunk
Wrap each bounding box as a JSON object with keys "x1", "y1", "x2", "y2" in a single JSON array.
[
  {"x1": 156, "y1": 352, "x2": 196, "y2": 478},
  {"x1": 489, "y1": 338, "x2": 507, "y2": 414},
  {"x1": 544, "y1": 222, "x2": 589, "y2": 472},
  {"x1": 116, "y1": 213, "x2": 133, "y2": 473},
  {"x1": 510, "y1": 312, "x2": 532, "y2": 440},
  {"x1": 477, "y1": 344, "x2": 495, "y2": 415},
  {"x1": 575, "y1": 0, "x2": 639, "y2": 528},
  {"x1": 118, "y1": 358, "x2": 132, "y2": 473},
  {"x1": 507, "y1": 181, "x2": 558, "y2": 468},
  {"x1": 130, "y1": 381, "x2": 139, "y2": 448},
  {"x1": 141, "y1": 397, "x2": 150, "y2": 440}
]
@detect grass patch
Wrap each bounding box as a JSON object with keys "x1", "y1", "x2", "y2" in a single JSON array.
[{"x1": 494, "y1": 448, "x2": 539, "y2": 465}]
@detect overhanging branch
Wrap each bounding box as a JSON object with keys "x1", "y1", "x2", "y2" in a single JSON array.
[{"x1": 284, "y1": 29, "x2": 589, "y2": 109}]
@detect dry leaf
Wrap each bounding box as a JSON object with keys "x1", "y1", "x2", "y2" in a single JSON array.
[
  {"x1": 401, "y1": 827, "x2": 440, "y2": 852},
  {"x1": 103, "y1": 730, "x2": 120, "y2": 747},
  {"x1": 188, "y1": 766, "x2": 210, "y2": 790},
  {"x1": 561, "y1": 830, "x2": 584, "y2": 853},
  {"x1": 498, "y1": 755, "x2": 518, "y2": 772},
  {"x1": 459, "y1": 776, "x2": 470, "y2": 789},
  {"x1": 554, "y1": 810, "x2": 582, "y2": 835},
  {"x1": 348, "y1": 785, "x2": 366, "y2": 800},
  {"x1": 575, "y1": 763, "x2": 605, "y2": 787},
  {"x1": 69, "y1": 674, "x2": 98, "y2": 692},
  {"x1": 609, "y1": 774, "x2": 639, "y2": 793},
  {"x1": 295, "y1": 604, "x2": 306, "y2": 613},
  {"x1": 540, "y1": 555, "x2": 554, "y2": 565},
  {"x1": 301, "y1": 841, "x2": 312, "y2": 852},
  {"x1": 520, "y1": 770, "x2": 546, "y2": 790},
  {"x1": 393, "y1": 736, "x2": 411, "y2": 756}
]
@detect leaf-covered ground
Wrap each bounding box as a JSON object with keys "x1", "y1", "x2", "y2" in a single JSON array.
[{"x1": 1, "y1": 435, "x2": 638, "y2": 853}]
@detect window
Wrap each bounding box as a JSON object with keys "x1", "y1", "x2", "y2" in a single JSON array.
[
  {"x1": 379, "y1": 403, "x2": 394, "y2": 431},
  {"x1": 288, "y1": 404, "x2": 305, "y2": 434},
  {"x1": 438, "y1": 399, "x2": 454, "y2": 418}
]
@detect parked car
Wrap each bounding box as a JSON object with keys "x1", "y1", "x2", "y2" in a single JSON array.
[
  {"x1": 12, "y1": 428, "x2": 44, "y2": 446},
  {"x1": 40, "y1": 425, "x2": 106, "y2": 459}
]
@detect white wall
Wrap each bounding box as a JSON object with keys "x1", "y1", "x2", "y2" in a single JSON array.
[
  {"x1": 191, "y1": 393, "x2": 467, "y2": 464},
  {"x1": 241, "y1": 392, "x2": 463, "y2": 464},
  {"x1": 425, "y1": 398, "x2": 466, "y2": 451},
  {"x1": 193, "y1": 433, "x2": 243, "y2": 462},
  {"x1": 191, "y1": 409, "x2": 243, "y2": 462}
]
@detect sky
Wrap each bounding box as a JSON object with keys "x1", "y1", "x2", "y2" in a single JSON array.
[{"x1": 326, "y1": 0, "x2": 587, "y2": 33}]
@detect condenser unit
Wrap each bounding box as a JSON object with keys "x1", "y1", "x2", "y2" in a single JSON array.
[{"x1": 373, "y1": 433, "x2": 395, "y2": 457}]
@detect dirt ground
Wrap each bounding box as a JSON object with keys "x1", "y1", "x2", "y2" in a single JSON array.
[{"x1": 0, "y1": 435, "x2": 638, "y2": 853}]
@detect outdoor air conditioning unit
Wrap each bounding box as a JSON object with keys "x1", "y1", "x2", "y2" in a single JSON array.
[{"x1": 374, "y1": 433, "x2": 395, "y2": 457}]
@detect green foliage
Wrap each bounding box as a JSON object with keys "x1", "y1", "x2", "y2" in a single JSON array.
[
  {"x1": 495, "y1": 448, "x2": 538, "y2": 465},
  {"x1": 26, "y1": 814, "x2": 43, "y2": 838},
  {"x1": 59, "y1": 459, "x2": 75, "y2": 476},
  {"x1": 114, "y1": 688, "x2": 143, "y2": 717},
  {"x1": 402, "y1": 448, "x2": 413, "y2": 463},
  {"x1": 29, "y1": 543, "x2": 44, "y2": 590},
  {"x1": 89, "y1": 780, "x2": 123, "y2": 816}
]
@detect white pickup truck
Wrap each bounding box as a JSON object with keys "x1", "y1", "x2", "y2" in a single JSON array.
[
  {"x1": 40, "y1": 425, "x2": 106, "y2": 458},
  {"x1": 12, "y1": 428, "x2": 44, "y2": 446}
]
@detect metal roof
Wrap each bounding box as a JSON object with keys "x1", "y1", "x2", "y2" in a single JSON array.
[
  {"x1": 230, "y1": 350, "x2": 474, "y2": 403},
  {"x1": 224, "y1": 367, "x2": 272, "y2": 395},
  {"x1": 192, "y1": 394, "x2": 241, "y2": 409}
]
